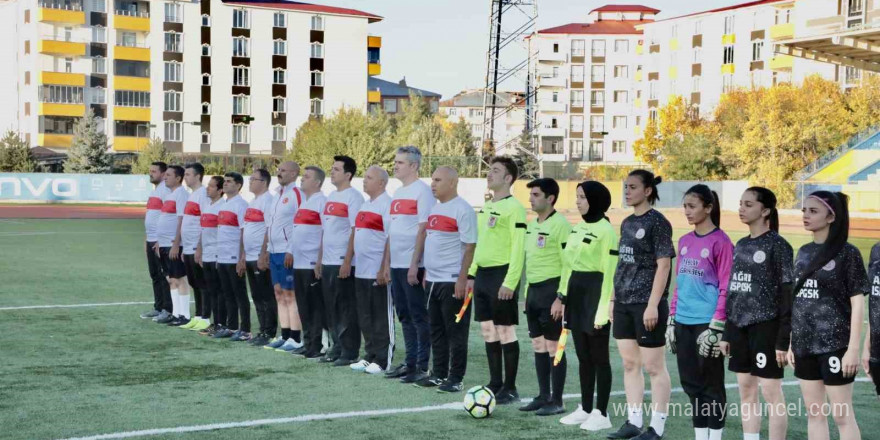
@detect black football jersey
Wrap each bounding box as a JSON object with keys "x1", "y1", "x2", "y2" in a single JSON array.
[
  {"x1": 867, "y1": 242, "x2": 880, "y2": 360},
  {"x1": 726, "y1": 231, "x2": 794, "y2": 327},
  {"x1": 613, "y1": 209, "x2": 675, "y2": 305}
]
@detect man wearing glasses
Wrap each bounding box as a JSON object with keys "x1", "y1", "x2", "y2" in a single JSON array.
[{"x1": 241, "y1": 169, "x2": 278, "y2": 345}]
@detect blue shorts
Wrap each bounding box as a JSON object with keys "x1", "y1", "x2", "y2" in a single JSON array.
[{"x1": 269, "y1": 253, "x2": 294, "y2": 290}]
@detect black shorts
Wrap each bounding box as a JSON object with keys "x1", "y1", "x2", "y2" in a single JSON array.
[
  {"x1": 525, "y1": 278, "x2": 562, "y2": 340},
  {"x1": 794, "y1": 348, "x2": 854, "y2": 386},
  {"x1": 727, "y1": 320, "x2": 785, "y2": 379},
  {"x1": 473, "y1": 265, "x2": 519, "y2": 326},
  {"x1": 183, "y1": 254, "x2": 206, "y2": 289},
  {"x1": 612, "y1": 299, "x2": 668, "y2": 348},
  {"x1": 159, "y1": 246, "x2": 186, "y2": 279},
  {"x1": 870, "y1": 360, "x2": 880, "y2": 395}
]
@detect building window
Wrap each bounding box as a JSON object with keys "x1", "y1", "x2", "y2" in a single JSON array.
[
  {"x1": 845, "y1": 66, "x2": 861, "y2": 85},
  {"x1": 590, "y1": 90, "x2": 604, "y2": 107},
  {"x1": 202, "y1": 73, "x2": 211, "y2": 86},
  {"x1": 670, "y1": 79, "x2": 677, "y2": 93},
  {"x1": 311, "y1": 70, "x2": 323, "y2": 87},
  {"x1": 649, "y1": 108, "x2": 658, "y2": 121},
  {"x1": 613, "y1": 65, "x2": 628, "y2": 78},
  {"x1": 164, "y1": 121, "x2": 181, "y2": 141},
  {"x1": 311, "y1": 15, "x2": 324, "y2": 31},
  {"x1": 671, "y1": 24, "x2": 679, "y2": 38},
  {"x1": 233, "y1": 9, "x2": 249, "y2": 29},
  {"x1": 570, "y1": 115, "x2": 583, "y2": 132},
  {"x1": 722, "y1": 74, "x2": 734, "y2": 92},
  {"x1": 552, "y1": 66, "x2": 560, "y2": 78},
  {"x1": 164, "y1": 32, "x2": 182, "y2": 53},
  {"x1": 201, "y1": 132, "x2": 210, "y2": 144},
  {"x1": 92, "y1": 0, "x2": 106, "y2": 13},
  {"x1": 551, "y1": 91, "x2": 559, "y2": 103},
  {"x1": 613, "y1": 90, "x2": 628, "y2": 103},
  {"x1": 121, "y1": 32, "x2": 136, "y2": 47},
  {"x1": 64, "y1": 58, "x2": 73, "y2": 73},
  {"x1": 570, "y1": 65, "x2": 584, "y2": 83},
  {"x1": 590, "y1": 115, "x2": 604, "y2": 132},
  {"x1": 694, "y1": 47, "x2": 702, "y2": 63},
  {"x1": 233, "y1": 95, "x2": 249, "y2": 115},
  {"x1": 91, "y1": 87, "x2": 106, "y2": 104},
  {"x1": 591, "y1": 65, "x2": 605, "y2": 82},
  {"x1": 91, "y1": 57, "x2": 106, "y2": 74},
  {"x1": 570, "y1": 90, "x2": 584, "y2": 107},
  {"x1": 723, "y1": 45, "x2": 734, "y2": 64},
  {"x1": 201, "y1": 102, "x2": 210, "y2": 115},
  {"x1": 649, "y1": 80, "x2": 658, "y2": 99},
  {"x1": 550, "y1": 118, "x2": 558, "y2": 128},
  {"x1": 164, "y1": 61, "x2": 182, "y2": 83},
  {"x1": 273, "y1": 12, "x2": 286, "y2": 28},
  {"x1": 694, "y1": 20, "x2": 702, "y2": 34},
  {"x1": 384, "y1": 99, "x2": 397, "y2": 113},
  {"x1": 469, "y1": 108, "x2": 483, "y2": 117},
  {"x1": 612, "y1": 140, "x2": 626, "y2": 153},
  {"x1": 273, "y1": 68, "x2": 286, "y2": 85},
  {"x1": 39, "y1": 85, "x2": 85, "y2": 104},
  {"x1": 570, "y1": 140, "x2": 584, "y2": 160},
  {"x1": 614, "y1": 39, "x2": 629, "y2": 53},
  {"x1": 232, "y1": 124, "x2": 249, "y2": 143},
  {"x1": 164, "y1": 3, "x2": 181, "y2": 23},
  {"x1": 233, "y1": 67, "x2": 249, "y2": 86},
  {"x1": 543, "y1": 140, "x2": 562, "y2": 155},
  {"x1": 201, "y1": 44, "x2": 211, "y2": 56},
  {"x1": 64, "y1": 27, "x2": 72, "y2": 42},
  {"x1": 24, "y1": 40, "x2": 30, "y2": 55},
  {"x1": 571, "y1": 39, "x2": 585, "y2": 57},
  {"x1": 164, "y1": 91, "x2": 181, "y2": 112},
  {"x1": 114, "y1": 90, "x2": 150, "y2": 107},
  {"x1": 692, "y1": 76, "x2": 700, "y2": 92},
  {"x1": 724, "y1": 15, "x2": 735, "y2": 34},
  {"x1": 613, "y1": 116, "x2": 627, "y2": 129},
  {"x1": 752, "y1": 40, "x2": 763, "y2": 62},
  {"x1": 589, "y1": 141, "x2": 603, "y2": 161},
  {"x1": 591, "y1": 40, "x2": 605, "y2": 57},
  {"x1": 201, "y1": 14, "x2": 210, "y2": 26},
  {"x1": 848, "y1": 0, "x2": 864, "y2": 16},
  {"x1": 273, "y1": 97, "x2": 286, "y2": 113},
  {"x1": 311, "y1": 98, "x2": 323, "y2": 116},
  {"x1": 273, "y1": 39, "x2": 286, "y2": 56},
  {"x1": 552, "y1": 43, "x2": 559, "y2": 53},
  {"x1": 92, "y1": 26, "x2": 106, "y2": 43},
  {"x1": 233, "y1": 37, "x2": 249, "y2": 57},
  {"x1": 273, "y1": 125, "x2": 286, "y2": 141},
  {"x1": 311, "y1": 42, "x2": 323, "y2": 58}
]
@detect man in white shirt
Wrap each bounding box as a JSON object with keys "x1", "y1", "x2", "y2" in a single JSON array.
[
  {"x1": 423, "y1": 166, "x2": 477, "y2": 392},
  {"x1": 141, "y1": 161, "x2": 172, "y2": 321},
  {"x1": 384, "y1": 146, "x2": 437, "y2": 382},
  {"x1": 350, "y1": 166, "x2": 394, "y2": 375},
  {"x1": 180, "y1": 163, "x2": 211, "y2": 331},
  {"x1": 213, "y1": 172, "x2": 250, "y2": 340},
  {"x1": 156, "y1": 165, "x2": 191, "y2": 326},
  {"x1": 318, "y1": 155, "x2": 365, "y2": 366},
  {"x1": 261, "y1": 162, "x2": 304, "y2": 352},
  {"x1": 242, "y1": 169, "x2": 277, "y2": 345},
  {"x1": 285, "y1": 166, "x2": 327, "y2": 359}
]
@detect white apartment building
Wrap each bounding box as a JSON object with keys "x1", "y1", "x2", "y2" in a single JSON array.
[
  {"x1": 0, "y1": 0, "x2": 382, "y2": 155},
  {"x1": 528, "y1": 4, "x2": 657, "y2": 165},
  {"x1": 439, "y1": 90, "x2": 525, "y2": 155}
]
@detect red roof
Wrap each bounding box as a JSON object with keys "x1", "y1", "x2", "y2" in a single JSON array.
[
  {"x1": 538, "y1": 20, "x2": 650, "y2": 35},
  {"x1": 651, "y1": 0, "x2": 790, "y2": 24},
  {"x1": 590, "y1": 4, "x2": 660, "y2": 14},
  {"x1": 222, "y1": 1, "x2": 382, "y2": 23}
]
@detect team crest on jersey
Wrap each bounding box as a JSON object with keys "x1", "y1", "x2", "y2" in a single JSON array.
[
  {"x1": 681, "y1": 246, "x2": 688, "y2": 255},
  {"x1": 700, "y1": 248, "x2": 710, "y2": 258},
  {"x1": 488, "y1": 216, "x2": 497, "y2": 228},
  {"x1": 635, "y1": 228, "x2": 645, "y2": 239},
  {"x1": 536, "y1": 235, "x2": 546, "y2": 248},
  {"x1": 283, "y1": 197, "x2": 289, "y2": 204},
  {"x1": 753, "y1": 251, "x2": 766, "y2": 263},
  {"x1": 823, "y1": 260, "x2": 836, "y2": 271}
]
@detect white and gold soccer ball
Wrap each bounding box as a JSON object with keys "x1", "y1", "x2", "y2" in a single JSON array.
[{"x1": 463, "y1": 385, "x2": 495, "y2": 419}]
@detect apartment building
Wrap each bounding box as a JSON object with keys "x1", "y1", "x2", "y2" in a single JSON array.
[
  {"x1": 439, "y1": 90, "x2": 525, "y2": 154},
  {"x1": 368, "y1": 77, "x2": 441, "y2": 115},
  {"x1": 529, "y1": 5, "x2": 657, "y2": 165},
  {"x1": 0, "y1": 0, "x2": 382, "y2": 155}
]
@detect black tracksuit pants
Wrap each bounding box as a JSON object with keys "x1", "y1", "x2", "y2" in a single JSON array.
[
  {"x1": 355, "y1": 278, "x2": 393, "y2": 369},
  {"x1": 217, "y1": 263, "x2": 250, "y2": 332},
  {"x1": 427, "y1": 281, "x2": 471, "y2": 383},
  {"x1": 245, "y1": 261, "x2": 278, "y2": 337},
  {"x1": 676, "y1": 322, "x2": 727, "y2": 430},
  {"x1": 202, "y1": 262, "x2": 225, "y2": 325},
  {"x1": 321, "y1": 265, "x2": 360, "y2": 360},
  {"x1": 146, "y1": 241, "x2": 171, "y2": 312},
  {"x1": 294, "y1": 268, "x2": 325, "y2": 355}
]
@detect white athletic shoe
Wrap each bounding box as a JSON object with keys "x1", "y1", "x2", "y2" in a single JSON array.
[
  {"x1": 364, "y1": 363, "x2": 385, "y2": 375},
  {"x1": 349, "y1": 360, "x2": 370, "y2": 372},
  {"x1": 580, "y1": 409, "x2": 612, "y2": 431},
  {"x1": 559, "y1": 405, "x2": 590, "y2": 425}
]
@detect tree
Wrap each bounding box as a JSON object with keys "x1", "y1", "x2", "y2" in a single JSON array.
[
  {"x1": 844, "y1": 74, "x2": 880, "y2": 132},
  {"x1": 0, "y1": 130, "x2": 35, "y2": 172},
  {"x1": 65, "y1": 109, "x2": 111, "y2": 174},
  {"x1": 633, "y1": 95, "x2": 699, "y2": 175},
  {"x1": 662, "y1": 131, "x2": 727, "y2": 180},
  {"x1": 131, "y1": 137, "x2": 174, "y2": 174}
]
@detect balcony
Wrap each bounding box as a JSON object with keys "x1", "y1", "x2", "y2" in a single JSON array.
[
  {"x1": 538, "y1": 51, "x2": 566, "y2": 62},
  {"x1": 635, "y1": 44, "x2": 643, "y2": 55},
  {"x1": 114, "y1": 10, "x2": 150, "y2": 32},
  {"x1": 38, "y1": 39, "x2": 87, "y2": 56},
  {"x1": 38, "y1": 0, "x2": 84, "y2": 23},
  {"x1": 541, "y1": 126, "x2": 566, "y2": 137},
  {"x1": 114, "y1": 45, "x2": 150, "y2": 61},
  {"x1": 39, "y1": 103, "x2": 85, "y2": 117},
  {"x1": 38, "y1": 133, "x2": 74, "y2": 148},
  {"x1": 540, "y1": 101, "x2": 566, "y2": 113},
  {"x1": 113, "y1": 136, "x2": 149, "y2": 152},
  {"x1": 769, "y1": 55, "x2": 794, "y2": 70},
  {"x1": 770, "y1": 22, "x2": 795, "y2": 40},
  {"x1": 39, "y1": 71, "x2": 85, "y2": 86},
  {"x1": 115, "y1": 75, "x2": 150, "y2": 91},
  {"x1": 722, "y1": 34, "x2": 736, "y2": 45},
  {"x1": 367, "y1": 36, "x2": 382, "y2": 48},
  {"x1": 634, "y1": 70, "x2": 643, "y2": 81},
  {"x1": 114, "y1": 107, "x2": 150, "y2": 121},
  {"x1": 721, "y1": 63, "x2": 735, "y2": 74},
  {"x1": 669, "y1": 38, "x2": 679, "y2": 51},
  {"x1": 368, "y1": 63, "x2": 381, "y2": 76},
  {"x1": 668, "y1": 66, "x2": 678, "y2": 80},
  {"x1": 634, "y1": 98, "x2": 642, "y2": 108},
  {"x1": 368, "y1": 90, "x2": 381, "y2": 103},
  {"x1": 538, "y1": 75, "x2": 566, "y2": 88}
]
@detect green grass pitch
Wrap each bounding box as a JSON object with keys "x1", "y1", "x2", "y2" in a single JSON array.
[{"x1": 0, "y1": 219, "x2": 877, "y2": 440}]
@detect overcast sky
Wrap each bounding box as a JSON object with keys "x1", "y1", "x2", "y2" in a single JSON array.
[{"x1": 324, "y1": 0, "x2": 746, "y2": 98}]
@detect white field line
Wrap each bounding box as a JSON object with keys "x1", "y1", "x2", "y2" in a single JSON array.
[
  {"x1": 56, "y1": 378, "x2": 871, "y2": 440},
  {"x1": 0, "y1": 301, "x2": 154, "y2": 311}
]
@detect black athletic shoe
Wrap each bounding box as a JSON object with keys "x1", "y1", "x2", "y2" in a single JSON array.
[
  {"x1": 303, "y1": 351, "x2": 324, "y2": 359},
  {"x1": 199, "y1": 324, "x2": 216, "y2": 336},
  {"x1": 156, "y1": 313, "x2": 175, "y2": 324},
  {"x1": 333, "y1": 357, "x2": 355, "y2": 367},
  {"x1": 318, "y1": 354, "x2": 338, "y2": 363},
  {"x1": 485, "y1": 382, "x2": 503, "y2": 395},
  {"x1": 606, "y1": 421, "x2": 643, "y2": 439},
  {"x1": 250, "y1": 334, "x2": 270, "y2": 346},
  {"x1": 494, "y1": 387, "x2": 520, "y2": 405},
  {"x1": 630, "y1": 427, "x2": 661, "y2": 440},
  {"x1": 384, "y1": 363, "x2": 408, "y2": 379},
  {"x1": 400, "y1": 370, "x2": 428, "y2": 384},
  {"x1": 291, "y1": 346, "x2": 308, "y2": 356},
  {"x1": 519, "y1": 396, "x2": 549, "y2": 412},
  {"x1": 413, "y1": 375, "x2": 443, "y2": 388},
  {"x1": 437, "y1": 380, "x2": 463, "y2": 393},
  {"x1": 169, "y1": 317, "x2": 189, "y2": 327},
  {"x1": 535, "y1": 403, "x2": 566, "y2": 416}
]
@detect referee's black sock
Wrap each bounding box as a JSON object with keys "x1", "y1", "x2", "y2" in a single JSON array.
[
  {"x1": 281, "y1": 328, "x2": 291, "y2": 340},
  {"x1": 534, "y1": 352, "x2": 550, "y2": 399},
  {"x1": 502, "y1": 341, "x2": 519, "y2": 390},
  {"x1": 551, "y1": 353, "x2": 566, "y2": 405},
  {"x1": 485, "y1": 342, "x2": 503, "y2": 390}
]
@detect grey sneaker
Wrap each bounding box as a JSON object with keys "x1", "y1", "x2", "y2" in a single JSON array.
[
  {"x1": 264, "y1": 337, "x2": 286, "y2": 350},
  {"x1": 276, "y1": 338, "x2": 303, "y2": 352},
  {"x1": 213, "y1": 328, "x2": 234, "y2": 339},
  {"x1": 140, "y1": 310, "x2": 161, "y2": 319},
  {"x1": 155, "y1": 312, "x2": 175, "y2": 324},
  {"x1": 152, "y1": 310, "x2": 171, "y2": 322}
]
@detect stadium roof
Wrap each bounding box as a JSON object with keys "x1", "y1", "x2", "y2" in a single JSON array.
[
  {"x1": 589, "y1": 4, "x2": 660, "y2": 14},
  {"x1": 222, "y1": 1, "x2": 382, "y2": 23},
  {"x1": 368, "y1": 77, "x2": 441, "y2": 98},
  {"x1": 537, "y1": 20, "x2": 649, "y2": 35}
]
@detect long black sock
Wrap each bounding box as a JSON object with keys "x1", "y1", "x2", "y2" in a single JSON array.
[
  {"x1": 595, "y1": 362, "x2": 612, "y2": 416},
  {"x1": 534, "y1": 352, "x2": 551, "y2": 399},
  {"x1": 281, "y1": 328, "x2": 291, "y2": 340},
  {"x1": 502, "y1": 341, "x2": 520, "y2": 390},
  {"x1": 485, "y1": 342, "x2": 503, "y2": 389},
  {"x1": 551, "y1": 353, "x2": 567, "y2": 405},
  {"x1": 291, "y1": 330, "x2": 301, "y2": 343}
]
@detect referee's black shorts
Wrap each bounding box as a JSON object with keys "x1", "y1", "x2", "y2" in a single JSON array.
[
  {"x1": 473, "y1": 265, "x2": 519, "y2": 326},
  {"x1": 525, "y1": 277, "x2": 561, "y2": 340}
]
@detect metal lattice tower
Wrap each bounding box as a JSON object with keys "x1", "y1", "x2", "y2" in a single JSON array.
[{"x1": 479, "y1": 0, "x2": 539, "y2": 175}]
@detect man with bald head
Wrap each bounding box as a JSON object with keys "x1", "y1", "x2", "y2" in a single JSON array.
[
  {"x1": 420, "y1": 166, "x2": 478, "y2": 392},
  {"x1": 261, "y1": 161, "x2": 305, "y2": 351},
  {"x1": 349, "y1": 166, "x2": 394, "y2": 374}
]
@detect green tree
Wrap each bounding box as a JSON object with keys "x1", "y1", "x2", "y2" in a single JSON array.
[
  {"x1": 65, "y1": 109, "x2": 111, "y2": 174},
  {"x1": 662, "y1": 131, "x2": 727, "y2": 180},
  {"x1": 633, "y1": 95, "x2": 699, "y2": 175},
  {"x1": 131, "y1": 137, "x2": 174, "y2": 174},
  {"x1": 0, "y1": 130, "x2": 35, "y2": 172}
]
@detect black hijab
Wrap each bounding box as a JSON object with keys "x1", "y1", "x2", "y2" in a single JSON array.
[{"x1": 578, "y1": 181, "x2": 611, "y2": 223}]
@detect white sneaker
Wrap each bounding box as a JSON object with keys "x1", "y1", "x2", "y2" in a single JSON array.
[
  {"x1": 559, "y1": 405, "x2": 590, "y2": 425},
  {"x1": 580, "y1": 409, "x2": 612, "y2": 431},
  {"x1": 364, "y1": 363, "x2": 385, "y2": 375},
  {"x1": 349, "y1": 360, "x2": 370, "y2": 372}
]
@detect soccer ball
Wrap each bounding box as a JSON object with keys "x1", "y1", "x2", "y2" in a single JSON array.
[{"x1": 463, "y1": 385, "x2": 495, "y2": 418}]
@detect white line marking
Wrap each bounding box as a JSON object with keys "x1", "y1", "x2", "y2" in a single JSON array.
[
  {"x1": 56, "y1": 378, "x2": 871, "y2": 440},
  {"x1": 0, "y1": 301, "x2": 153, "y2": 311},
  {"x1": 0, "y1": 231, "x2": 141, "y2": 236}
]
